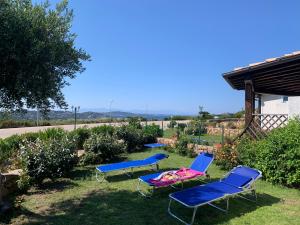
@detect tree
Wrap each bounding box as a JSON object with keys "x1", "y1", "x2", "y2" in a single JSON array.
[{"x1": 0, "y1": 0, "x2": 90, "y2": 113}]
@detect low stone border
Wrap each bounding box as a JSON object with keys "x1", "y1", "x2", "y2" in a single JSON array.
[{"x1": 157, "y1": 138, "x2": 215, "y2": 154}]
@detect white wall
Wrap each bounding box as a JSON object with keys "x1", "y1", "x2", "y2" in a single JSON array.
[
  {"x1": 288, "y1": 97, "x2": 300, "y2": 118},
  {"x1": 261, "y1": 95, "x2": 289, "y2": 114},
  {"x1": 261, "y1": 94, "x2": 300, "y2": 118}
]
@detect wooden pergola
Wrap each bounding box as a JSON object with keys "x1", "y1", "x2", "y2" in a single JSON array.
[{"x1": 223, "y1": 51, "x2": 300, "y2": 139}]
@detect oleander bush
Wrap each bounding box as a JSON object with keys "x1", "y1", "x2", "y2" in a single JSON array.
[
  {"x1": 83, "y1": 133, "x2": 126, "y2": 164},
  {"x1": 19, "y1": 137, "x2": 77, "y2": 185},
  {"x1": 115, "y1": 125, "x2": 144, "y2": 152}
]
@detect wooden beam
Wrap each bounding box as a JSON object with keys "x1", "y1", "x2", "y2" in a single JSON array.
[{"x1": 245, "y1": 80, "x2": 255, "y2": 125}]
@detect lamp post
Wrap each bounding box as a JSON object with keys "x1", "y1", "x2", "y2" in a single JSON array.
[
  {"x1": 109, "y1": 100, "x2": 114, "y2": 125},
  {"x1": 72, "y1": 106, "x2": 80, "y2": 130}
]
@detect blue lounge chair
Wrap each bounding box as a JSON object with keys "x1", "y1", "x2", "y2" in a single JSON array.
[
  {"x1": 168, "y1": 165, "x2": 262, "y2": 225},
  {"x1": 96, "y1": 153, "x2": 168, "y2": 182},
  {"x1": 137, "y1": 153, "x2": 214, "y2": 197},
  {"x1": 144, "y1": 143, "x2": 167, "y2": 148}
]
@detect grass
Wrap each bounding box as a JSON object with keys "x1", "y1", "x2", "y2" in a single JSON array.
[{"x1": 3, "y1": 149, "x2": 300, "y2": 225}]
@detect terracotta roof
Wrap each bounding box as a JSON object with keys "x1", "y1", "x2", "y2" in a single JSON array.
[{"x1": 232, "y1": 51, "x2": 300, "y2": 72}]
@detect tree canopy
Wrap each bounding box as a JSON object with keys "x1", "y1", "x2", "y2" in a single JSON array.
[{"x1": 0, "y1": 0, "x2": 90, "y2": 113}]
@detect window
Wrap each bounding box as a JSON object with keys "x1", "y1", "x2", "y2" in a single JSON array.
[{"x1": 282, "y1": 96, "x2": 289, "y2": 103}]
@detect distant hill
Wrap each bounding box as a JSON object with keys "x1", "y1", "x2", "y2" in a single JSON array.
[{"x1": 1, "y1": 110, "x2": 171, "y2": 121}]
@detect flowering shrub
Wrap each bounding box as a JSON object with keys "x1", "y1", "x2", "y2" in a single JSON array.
[
  {"x1": 20, "y1": 137, "x2": 77, "y2": 185},
  {"x1": 83, "y1": 133, "x2": 126, "y2": 164}
]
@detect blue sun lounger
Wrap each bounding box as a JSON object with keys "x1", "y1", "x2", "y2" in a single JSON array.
[
  {"x1": 144, "y1": 143, "x2": 167, "y2": 148},
  {"x1": 137, "y1": 153, "x2": 214, "y2": 197},
  {"x1": 96, "y1": 153, "x2": 168, "y2": 182},
  {"x1": 168, "y1": 165, "x2": 262, "y2": 225}
]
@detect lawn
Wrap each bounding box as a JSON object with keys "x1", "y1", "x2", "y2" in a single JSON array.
[{"x1": 3, "y1": 149, "x2": 300, "y2": 225}]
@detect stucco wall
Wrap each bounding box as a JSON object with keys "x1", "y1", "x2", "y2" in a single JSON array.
[
  {"x1": 261, "y1": 94, "x2": 300, "y2": 117},
  {"x1": 261, "y1": 95, "x2": 288, "y2": 114},
  {"x1": 288, "y1": 96, "x2": 300, "y2": 117}
]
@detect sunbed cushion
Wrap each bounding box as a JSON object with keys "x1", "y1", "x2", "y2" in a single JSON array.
[
  {"x1": 170, "y1": 181, "x2": 242, "y2": 207},
  {"x1": 144, "y1": 143, "x2": 167, "y2": 148},
  {"x1": 222, "y1": 173, "x2": 253, "y2": 188},
  {"x1": 190, "y1": 153, "x2": 214, "y2": 173},
  {"x1": 97, "y1": 153, "x2": 168, "y2": 173}
]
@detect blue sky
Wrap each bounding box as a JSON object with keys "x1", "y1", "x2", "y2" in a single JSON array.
[{"x1": 40, "y1": 0, "x2": 300, "y2": 114}]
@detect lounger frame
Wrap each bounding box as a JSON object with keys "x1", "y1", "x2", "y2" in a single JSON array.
[{"x1": 168, "y1": 165, "x2": 262, "y2": 225}]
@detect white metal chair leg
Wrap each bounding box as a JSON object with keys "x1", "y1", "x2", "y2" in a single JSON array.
[
  {"x1": 137, "y1": 179, "x2": 155, "y2": 198},
  {"x1": 96, "y1": 170, "x2": 106, "y2": 182},
  {"x1": 168, "y1": 198, "x2": 198, "y2": 225}
]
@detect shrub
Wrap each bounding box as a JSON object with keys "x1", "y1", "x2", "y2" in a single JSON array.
[
  {"x1": 0, "y1": 135, "x2": 23, "y2": 171},
  {"x1": 185, "y1": 120, "x2": 206, "y2": 136},
  {"x1": 225, "y1": 118, "x2": 300, "y2": 187},
  {"x1": 177, "y1": 123, "x2": 187, "y2": 132},
  {"x1": 20, "y1": 137, "x2": 77, "y2": 185},
  {"x1": 174, "y1": 136, "x2": 196, "y2": 157},
  {"x1": 143, "y1": 124, "x2": 163, "y2": 144},
  {"x1": 68, "y1": 127, "x2": 91, "y2": 149},
  {"x1": 115, "y1": 125, "x2": 144, "y2": 152},
  {"x1": 90, "y1": 125, "x2": 115, "y2": 136},
  {"x1": 37, "y1": 128, "x2": 67, "y2": 141},
  {"x1": 215, "y1": 144, "x2": 239, "y2": 170},
  {"x1": 83, "y1": 133, "x2": 125, "y2": 164},
  {"x1": 168, "y1": 119, "x2": 177, "y2": 129},
  {"x1": 254, "y1": 119, "x2": 300, "y2": 186}
]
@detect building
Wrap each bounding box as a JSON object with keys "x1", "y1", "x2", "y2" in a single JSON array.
[
  {"x1": 223, "y1": 51, "x2": 300, "y2": 139},
  {"x1": 260, "y1": 95, "x2": 300, "y2": 118}
]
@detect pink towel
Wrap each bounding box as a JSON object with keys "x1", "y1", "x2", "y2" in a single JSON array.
[{"x1": 149, "y1": 168, "x2": 204, "y2": 187}]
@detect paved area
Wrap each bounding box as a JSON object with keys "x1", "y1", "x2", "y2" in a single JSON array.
[{"x1": 0, "y1": 120, "x2": 190, "y2": 139}]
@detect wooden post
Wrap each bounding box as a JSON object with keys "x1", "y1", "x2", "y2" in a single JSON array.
[
  {"x1": 257, "y1": 94, "x2": 262, "y2": 114},
  {"x1": 245, "y1": 80, "x2": 255, "y2": 125}
]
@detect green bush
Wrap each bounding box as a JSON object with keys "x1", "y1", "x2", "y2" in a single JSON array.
[
  {"x1": 143, "y1": 124, "x2": 163, "y2": 144},
  {"x1": 168, "y1": 119, "x2": 177, "y2": 129},
  {"x1": 115, "y1": 125, "x2": 144, "y2": 152},
  {"x1": 185, "y1": 120, "x2": 206, "y2": 136},
  {"x1": 83, "y1": 133, "x2": 125, "y2": 164},
  {"x1": 68, "y1": 127, "x2": 91, "y2": 149},
  {"x1": 90, "y1": 125, "x2": 115, "y2": 136},
  {"x1": 230, "y1": 118, "x2": 300, "y2": 187},
  {"x1": 37, "y1": 128, "x2": 67, "y2": 141},
  {"x1": 174, "y1": 136, "x2": 196, "y2": 157},
  {"x1": 20, "y1": 137, "x2": 77, "y2": 185},
  {"x1": 215, "y1": 144, "x2": 239, "y2": 170}
]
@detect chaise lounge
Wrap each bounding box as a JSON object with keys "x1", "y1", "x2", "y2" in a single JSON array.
[
  {"x1": 168, "y1": 165, "x2": 262, "y2": 225},
  {"x1": 96, "y1": 153, "x2": 168, "y2": 182}
]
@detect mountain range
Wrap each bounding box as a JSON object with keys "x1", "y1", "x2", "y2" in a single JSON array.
[{"x1": 2, "y1": 110, "x2": 172, "y2": 121}]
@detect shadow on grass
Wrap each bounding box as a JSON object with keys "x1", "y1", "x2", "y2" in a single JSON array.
[
  {"x1": 1, "y1": 188, "x2": 280, "y2": 225},
  {"x1": 105, "y1": 167, "x2": 180, "y2": 183}
]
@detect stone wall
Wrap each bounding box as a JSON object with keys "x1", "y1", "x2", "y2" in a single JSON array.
[
  {"x1": 206, "y1": 127, "x2": 242, "y2": 137},
  {"x1": 157, "y1": 137, "x2": 177, "y2": 147},
  {"x1": 0, "y1": 169, "x2": 21, "y2": 198},
  {"x1": 157, "y1": 138, "x2": 215, "y2": 154}
]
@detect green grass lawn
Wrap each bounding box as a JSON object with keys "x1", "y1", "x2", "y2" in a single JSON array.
[{"x1": 3, "y1": 149, "x2": 300, "y2": 225}]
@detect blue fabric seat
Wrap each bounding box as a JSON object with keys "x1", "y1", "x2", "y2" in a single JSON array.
[
  {"x1": 168, "y1": 166, "x2": 262, "y2": 225},
  {"x1": 144, "y1": 143, "x2": 167, "y2": 148},
  {"x1": 95, "y1": 153, "x2": 168, "y2": 181}
]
